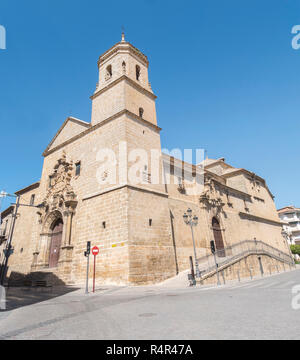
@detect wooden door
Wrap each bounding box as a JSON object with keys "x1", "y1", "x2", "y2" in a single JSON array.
[
  {"x1": 49, "y1": 219, "x2": 63, "y2": 268},
  {"x1": 212, "y1": 217, "x2": 225, "y2": 257}
]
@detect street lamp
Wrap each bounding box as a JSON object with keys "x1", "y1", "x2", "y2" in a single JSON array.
[{"x1": 183, "y1": 208, "x2": 200, "y2": 278}]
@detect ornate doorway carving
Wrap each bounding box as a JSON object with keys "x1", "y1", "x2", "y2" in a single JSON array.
[
  {"x1": 212, "y1": 217, "x2": 225, "y2": 257},
  {"x1": 49, "y1": 218, "x2": 63, "y2": 268},
  {"x1": 32, "y1": 152, "x2": 78, "y2": 273}
]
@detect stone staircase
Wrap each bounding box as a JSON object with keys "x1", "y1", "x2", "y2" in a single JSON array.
[{"x1": 193, "y1": 240, "x2": 295, "y2": 285}]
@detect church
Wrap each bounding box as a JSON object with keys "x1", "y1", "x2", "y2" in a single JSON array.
[{"x1": 0, "y1": 34, "x2": 293, "y2": 286}]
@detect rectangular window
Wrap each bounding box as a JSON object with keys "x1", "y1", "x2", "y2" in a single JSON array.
[
  {"x1": 30, "y1": 194, "x2": 35, "y2": 206},
  {"x1": 49, "y1": 175, "x2": 54, "y2": 188},
  {"x1": 75, "y1": 162, "x2": 81, "y2": 176},
  {"x1": 3, "y1": 219, "x2": 8, "y2": 236}
]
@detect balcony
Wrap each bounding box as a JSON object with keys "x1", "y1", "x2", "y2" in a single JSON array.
[{"x1": 284, "y1": 215, "x2": 300, "y2": 222}]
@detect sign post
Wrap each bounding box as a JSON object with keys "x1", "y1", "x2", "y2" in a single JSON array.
[
  {"x1": 92, "y1": 246, "x2": 99, "y2": 293},
  {"x1": 210, "y1": 240, "x2": 221, "y2": 286},
  {"x1": 84, "y1": 241, "x2": 91, "y2": 294}
]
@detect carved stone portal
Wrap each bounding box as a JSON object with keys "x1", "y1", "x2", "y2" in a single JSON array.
[
  {"x1": 199, "y1": 177, "x2": 225, "y2": 214},
  {"x1": 33, "y1": 152, "x2": 78, "y2": 271}
]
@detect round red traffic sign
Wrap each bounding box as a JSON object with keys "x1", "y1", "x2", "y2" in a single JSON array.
[{"x1": 92, "y1": 246, "x2": 99, "y2": 256}]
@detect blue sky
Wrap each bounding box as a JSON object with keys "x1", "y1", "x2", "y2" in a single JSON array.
[{"x1": 0, "y1": 0, "x2": 299, "y2": 211}]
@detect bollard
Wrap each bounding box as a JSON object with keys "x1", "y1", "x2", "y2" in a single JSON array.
[
  {"x1": 269, "y1": 265, "x2": 272, "y2": 276},
  {"x1": 258, "y1": 256, "x2": 264, "y2": 277},
  {"x1": 276, "y1": 264, "x2": 279, "y2": 273},
  {"x1": 249, "y1": 267, "x2": 253, "y2": 280},
  {"x1": 237, "y1": 269, "x2": 240, "y2": 282}
]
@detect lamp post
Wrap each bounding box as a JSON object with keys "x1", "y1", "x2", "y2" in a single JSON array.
[{"x1": 183, "y1": 208, "x2": 200, "y2": 278}]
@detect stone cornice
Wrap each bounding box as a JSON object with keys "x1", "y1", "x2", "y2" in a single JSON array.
[
  {"x1": 239, "y1": 211, "x2": 284, "y2": 226},
  {"x1": 15, "y1": 181, "x2": 40, "y2": 196},
  {"x1": 0, "y1": 205, "x2": 14, "y2": 218},
  {"x1": 222, "y1": 168, "x2": 265, "y2": 183},
  {"x1": 44, "y1": 116, "x2": 91, "y2": 156},
  {"x1": 222, "y1": 168, "x2": 274, "y2": 200},
  {"x1": 162, "y1": 157, "x2": 254, "y2": 201},
  {"x1": 204, "y1": 169, "x2": 226, "y2": 184},
  {"x1": 211, "y1": 178, "x2": 252, "y2": 199},
  {"x1": 43, "y1": 109, "x2": 161, "y2": 157},
  {"x1": 90, "y1": 75, "x2": 157, "y2": 101},
  {"x1": 167, "y1": 195, "x2": 198, "y2": 206},
  {"x1": 127, "y1": 110, "x2": 161, "y2": 132},
  {"x1": 162, "y1": 154, "x2": 203, "y2": 176},
  {"x1": 97, "y1": 41, "x2": 149, "y2": 67},
  {"x1": 83, "y1": 184, "x2": 168, "y2": 201}
]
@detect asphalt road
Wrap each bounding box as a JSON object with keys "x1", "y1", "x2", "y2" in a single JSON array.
[{"x1": 0, "y1": 268, "x2": 299, "y2": 340}]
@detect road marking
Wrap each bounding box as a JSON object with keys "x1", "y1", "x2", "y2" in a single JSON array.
[
  {"x1": 239, "y1": 282, "x2": 265, "y2": 289},
  {"x1": 227, "y1": 279, "x2": 296, "y2": 290},
  {"x1": 259, "y1": 282, "x2": 278, "y2": 289},
  {"x1": 226, "y1": 280, "x2": 266, "y2": 289}
]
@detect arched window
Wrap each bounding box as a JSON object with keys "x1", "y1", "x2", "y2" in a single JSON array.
[
  {"x1": 122, "y1": 61, "x2": 126, "y2": 73},
  {"x1": 75, "y1": 161, "x2": 81, "y2": 176},
  {"x1": 105, "y1": 65, "x2": 112, "y2": 80},
  {"x1": 30, "y1": 194, "x2": 35, "y2": 206},
  {"x1": 136, "y1": 65, "x2": 141, "y2": 81},
  {"x1": 139, "y1": 107, "x2": 144, "y2": 118}
]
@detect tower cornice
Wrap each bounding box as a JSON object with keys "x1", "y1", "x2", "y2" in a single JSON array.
[
  {"x1": 90, "y1": 74, "x2": 157, "y2": 101},
  {"x1": 97, "y1": 41, "x2": 149, "y2": 68}
]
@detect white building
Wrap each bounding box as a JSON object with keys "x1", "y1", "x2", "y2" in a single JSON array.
[{"x1": 278, "y1": 206, "x2": 300, "y2": 245}]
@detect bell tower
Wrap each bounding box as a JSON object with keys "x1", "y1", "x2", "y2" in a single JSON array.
[
  {"x1": 89, "y1": 36, "x2": 175, "y2": 285},
  {"x1": 91, "y1": 32, "x2": 157, "y2": 126}
]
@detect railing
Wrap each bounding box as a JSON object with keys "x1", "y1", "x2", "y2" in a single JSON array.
[{"x1": 196, "y1": 240, "x2": 294, "y2": 278}]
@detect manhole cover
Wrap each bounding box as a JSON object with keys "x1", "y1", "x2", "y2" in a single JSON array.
[{"x1": 138, "y1": 313, "x2": 157, "y2": 317}]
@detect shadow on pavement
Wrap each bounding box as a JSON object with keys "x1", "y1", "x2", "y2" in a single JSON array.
[
  {"x1": 3, "y1": 286, "x2": 79, "y2": 312},
  {"x1": 1, "y1": 271, "x2": 79, "y2": 312}
]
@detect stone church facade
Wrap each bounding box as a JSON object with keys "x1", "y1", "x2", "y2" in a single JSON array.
[{"x1": 0, "y1": 35, "x2": 292, "y2": 286}]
